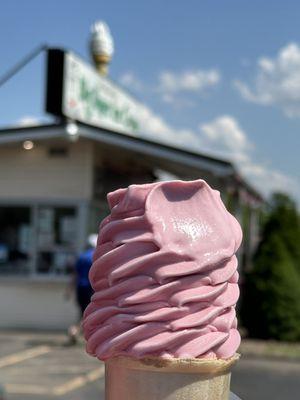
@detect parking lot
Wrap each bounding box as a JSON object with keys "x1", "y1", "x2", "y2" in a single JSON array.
[
  {"x1": 0, "y1": 331, "x2": 299, "y2": 399},
  {"x1": 0, "y1": 331, "x2": 103, "y2": 400}
]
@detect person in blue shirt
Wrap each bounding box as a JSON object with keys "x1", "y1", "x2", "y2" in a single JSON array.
[
  {"x1": 75, "y1": 242, "x2": 95, "y2": 316},
  {"x1": 67, "y1": 233, "x2": 97, "y2": 343}
]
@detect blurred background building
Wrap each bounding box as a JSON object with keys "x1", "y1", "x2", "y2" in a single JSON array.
[{"x1": 0, "y1": 22, "x2": 263, "y2": 330}]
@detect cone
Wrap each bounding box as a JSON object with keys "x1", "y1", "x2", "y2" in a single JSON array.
[
  {"x1": 105, "y1": 354, "x2": 240, "y2": 400},
  {"x1": 92, "y1": 53, "x2": 111, "y2": 76}
]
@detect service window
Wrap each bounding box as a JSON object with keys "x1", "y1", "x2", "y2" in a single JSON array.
[{"x1": 36, "y1": 206, "x2": 78, "y2": 275}]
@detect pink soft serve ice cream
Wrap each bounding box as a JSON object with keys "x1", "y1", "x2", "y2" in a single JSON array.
[{"x1": 83, "y1": 179, "x2": 242, "y2": 361}]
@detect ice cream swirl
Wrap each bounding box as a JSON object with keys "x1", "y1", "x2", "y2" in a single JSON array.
[{"x1": 83, "y1": 180, "x2": 242, "y2": 360}]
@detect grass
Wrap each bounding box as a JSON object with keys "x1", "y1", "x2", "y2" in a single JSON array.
[{"x1": 240, "y1": 339, "x2": 300, "y2": 360}]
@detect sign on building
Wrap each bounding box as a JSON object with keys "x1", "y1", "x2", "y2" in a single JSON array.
[{"x1": 46, "y1": 49, "x2": 141, "y2": 135}]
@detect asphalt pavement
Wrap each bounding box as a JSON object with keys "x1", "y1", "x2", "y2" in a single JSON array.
[{"x1": 0, "y1": 331, "x2": 299, "y2": 400}]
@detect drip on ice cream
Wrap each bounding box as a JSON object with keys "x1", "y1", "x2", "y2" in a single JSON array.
[{"x1": 83, "y1": 180, "x2": 242, "y2": 360}]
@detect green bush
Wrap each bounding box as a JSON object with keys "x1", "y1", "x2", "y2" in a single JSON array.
[
  {"x1": 242, "y1": 193, "x2": 300, "y2": 341},
  {"x1": 264, "y1": 193, "x2": 300, "y2": 273}
]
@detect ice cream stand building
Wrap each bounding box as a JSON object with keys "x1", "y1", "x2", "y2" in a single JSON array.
[{"x1": 0, "y1": 23, "x2": 263, "y2": 330}]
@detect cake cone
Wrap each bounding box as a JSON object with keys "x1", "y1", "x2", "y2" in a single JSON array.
[{"x1": 105, "y1": 353, "x2": 239, "y2": 400}]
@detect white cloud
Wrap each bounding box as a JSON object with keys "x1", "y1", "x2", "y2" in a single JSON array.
[
  {"x1": 198, "y1": 115, "x2": 299, "y2": 200},
  {"x1": 137, "y1": 103, "x2": 201, "y2": 149},
  {"x1": 234, "y1": 42, "x2": 300, "y2": 117},
  {"x1": 136, "y1": 106, "x2": 299, "y2": 202},
  {"x1": 137, "y1": 109, "x2": 299, "y2": 201},
  {"x1": 158, "y1": 69, "x2": 220, "y2": 106},
  {"x1": 160, "y1": 93, "x2": 195, "y2": 108},
  {"x1": 15, "y1": 115, "x2": 40, "y2": 127},
  {"x1": 117, "y1": 72, "x2": 203, "y2": 148},
  {"x1": 140, "y1": 109, "x2": 299, "y2": 201},
  {"x1": 199, "y1": 115, "x2": 252, "y2": 163},
  {"x1": 240, "y1": 160, "x2": 300, "y2": 202},
  {"x1": 159, "y1": 69, "x2": 220, "y2": 93},
  {"x1": 119, "y1": 72, "x2": 143, "y2": 92},
  {"x1": 119, "y1": 68, "x2": 220, "y2": 108},
  {"x1": 117, "y1": 69, "x2": 299, "y2": 202}
]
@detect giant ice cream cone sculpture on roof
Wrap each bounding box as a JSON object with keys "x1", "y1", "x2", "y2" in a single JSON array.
[
  {"x1": 83, "y1": 180, "x2": 242, "y2": 399},
  {"x1": 90, "y1": 21, "x2": 114, "y2": 76}
]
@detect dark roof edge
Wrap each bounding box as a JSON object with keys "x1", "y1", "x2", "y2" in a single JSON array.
[
  {"x1": 76, "y1": 120, "x2": 233, "y2": 168},
  {"x1": 77, "y1": 121, "x2": 264, "y2": 202},
  {"x1": 0, "y1": 122, "x2": 61, "y2": 135},
  {"x1": 0, "y1": 120, "x2": 233, "y2": 168},
  {"x1": 0, "y1": 121, "x2": 263, "y2": 202}
]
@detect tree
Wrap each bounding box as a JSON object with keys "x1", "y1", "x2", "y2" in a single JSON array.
[
  {"x1": 263, "y1": 193, "x2": 300, "y2": 273},
  {"x1": 242, "y1": 193, "x2": 300, "y2": 341}
]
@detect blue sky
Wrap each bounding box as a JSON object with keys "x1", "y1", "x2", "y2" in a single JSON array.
[{"x1": 1, "y1": 0, "x2": 300, "y2": 202}]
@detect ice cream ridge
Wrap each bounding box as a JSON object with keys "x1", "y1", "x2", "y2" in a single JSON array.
[{"x1": 83, "y1": 179, "x2": 242, "y2": 361}]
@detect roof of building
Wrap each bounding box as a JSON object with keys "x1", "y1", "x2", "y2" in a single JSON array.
[{"x1": 0, "y1": 120, "x2": 263, "y2": 202}]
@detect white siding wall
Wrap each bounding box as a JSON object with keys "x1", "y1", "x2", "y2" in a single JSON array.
[
  {"x1": 0, "y1": 140, "x2": 94, "y2": 201},
  {"x1": 0, "y1": 139, "x2": 95, "y2": 330}
]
